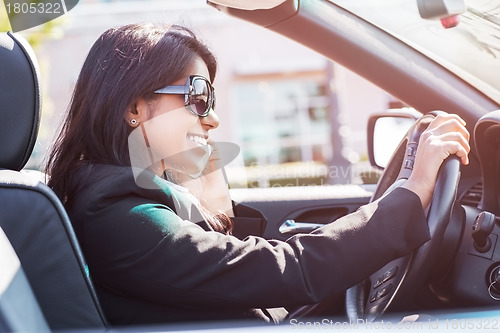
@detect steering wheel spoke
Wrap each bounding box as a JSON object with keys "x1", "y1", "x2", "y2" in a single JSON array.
[{"x1": 364, "y1": 256, "x2": 410, "y2": 321}]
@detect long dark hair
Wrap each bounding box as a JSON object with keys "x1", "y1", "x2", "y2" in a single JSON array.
[{"x1": 47, "y1": 23, "x2": 232, "y2": 233}]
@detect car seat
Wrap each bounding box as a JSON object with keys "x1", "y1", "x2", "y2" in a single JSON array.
[
  {"x1": 0, "y1": 226, "x2": 50, "y2": 332},
  {"x1": 0, "y1": 31, "x2": 107, "y2": 331}
]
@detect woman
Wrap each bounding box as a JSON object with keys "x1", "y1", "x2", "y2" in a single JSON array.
[{"x1": 47, "y1": 23, "x2": 470, "y2": 325}]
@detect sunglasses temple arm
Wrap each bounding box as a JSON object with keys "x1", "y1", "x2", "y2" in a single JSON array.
[{"x1": 154, "y1": 85, "x2": 188, "y2": 94}]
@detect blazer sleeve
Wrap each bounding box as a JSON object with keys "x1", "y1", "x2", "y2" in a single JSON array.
[{"x1": 82, "y1": 186, "x2": 429, "y2": 310}]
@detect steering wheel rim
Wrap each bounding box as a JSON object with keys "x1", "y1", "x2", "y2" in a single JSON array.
[{"x1": 345, "y1": 113, "x2": 461, "y2": 321}]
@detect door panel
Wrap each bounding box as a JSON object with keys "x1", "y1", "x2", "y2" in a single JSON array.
[{"x1": 230, "y1": 184, "x2": 375, "y2": 241}]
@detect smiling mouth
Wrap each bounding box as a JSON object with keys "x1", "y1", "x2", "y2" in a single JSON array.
[{"x1": 187, "y1": 135, "x2": 208, "y2": 146}]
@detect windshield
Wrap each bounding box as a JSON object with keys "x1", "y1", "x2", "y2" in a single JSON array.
[{"x1": 330, "y1": 0, "x2": 500, "y2": 105}]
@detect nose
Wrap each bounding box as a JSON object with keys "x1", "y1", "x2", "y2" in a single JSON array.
[{"x1": 200, "y1": 109, "x2": 219, "y2": 130}]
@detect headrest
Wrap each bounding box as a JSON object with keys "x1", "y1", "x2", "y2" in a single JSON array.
[{"x1": 0, "y1": 32, "x2": 41, "y2": 171}]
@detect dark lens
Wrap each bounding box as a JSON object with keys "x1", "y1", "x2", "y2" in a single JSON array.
[
  {"x1": 193, "y1": 99, "x2": 208, "y2": 115},
  {"x1": 190, "y1": 78, "x2": 210, "y2": 116}
]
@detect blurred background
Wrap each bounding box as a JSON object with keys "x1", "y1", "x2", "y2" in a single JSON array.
[{"x1": 1, "y1": 0, "x2": 403, "y2": 187}]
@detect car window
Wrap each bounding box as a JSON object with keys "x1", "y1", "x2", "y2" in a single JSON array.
[{"x1": 223, "y1": 63, "x2": 408, "y2": 188}]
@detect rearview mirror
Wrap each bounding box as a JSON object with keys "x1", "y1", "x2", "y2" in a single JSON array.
[
  {"x1": 417, "y1": 0, "x2": 466, "y2": 28},
  {"x1": 208, "y1": 0, "x2": 286, "y2": 10},
  {"x1": 368, "y1": 113, "x2": 418, "y2": 170}
]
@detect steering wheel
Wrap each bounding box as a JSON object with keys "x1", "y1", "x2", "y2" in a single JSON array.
[{"x1": 345, "y1": 112, "x2": 461, "y2": 321}]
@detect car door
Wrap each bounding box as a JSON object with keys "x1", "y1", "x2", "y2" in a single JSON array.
[{"x1": 231, "y1": 183, "x2": 375, "y2": 240}]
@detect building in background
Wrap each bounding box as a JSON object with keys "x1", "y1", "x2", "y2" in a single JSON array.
[{"x1": 26, "y1": 0, "x2": 397, "y2": 185}]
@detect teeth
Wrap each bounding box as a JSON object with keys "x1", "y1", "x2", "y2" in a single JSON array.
[{"x1": 188, "y1": 135, "x2": 207, "y2": 146}]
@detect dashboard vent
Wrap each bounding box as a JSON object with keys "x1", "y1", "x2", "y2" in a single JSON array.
[{"x1": 460, "y1": 182, "x2": 483, "y2": 207}]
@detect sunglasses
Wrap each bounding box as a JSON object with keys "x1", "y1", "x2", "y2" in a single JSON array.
[{"x1": 154, "y1": 75, "x2": 215, "y2": 117}]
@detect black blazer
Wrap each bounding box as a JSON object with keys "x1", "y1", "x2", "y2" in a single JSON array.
[{"x1": 66, "y1": 163, "x2": 429, "y2": 326}]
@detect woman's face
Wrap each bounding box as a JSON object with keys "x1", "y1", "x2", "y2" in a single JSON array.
[{"x1": 128, "y1": 57, "x2": 219, "y2": 177}]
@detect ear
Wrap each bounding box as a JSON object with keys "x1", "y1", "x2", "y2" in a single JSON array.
[{"x1": 125, "y1": 98, "x2": 149, "y2": 128}]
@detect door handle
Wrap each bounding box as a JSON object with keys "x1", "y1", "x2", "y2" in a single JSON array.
[{"x1": 279, "y1": 219, "x2": 324, "y2": 234}]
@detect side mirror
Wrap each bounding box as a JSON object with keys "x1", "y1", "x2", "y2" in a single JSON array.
[{"x1": 368, "y1": 112, "x2": 418, "y2": 170}]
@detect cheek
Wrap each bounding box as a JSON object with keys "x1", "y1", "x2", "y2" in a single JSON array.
[{"x1": 143, "y1": 108, "x2": 198, "y2": 159}]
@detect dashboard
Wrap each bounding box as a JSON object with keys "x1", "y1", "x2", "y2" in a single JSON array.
[{"x1": 432, "y1": 110, "x2": 500, "y2": 308}]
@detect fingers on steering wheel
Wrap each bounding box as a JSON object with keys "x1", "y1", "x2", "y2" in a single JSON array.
[
  {"x1": 436, "y1": 132, "x2": 470, "y2": 165},
  {"x1": 427, "y1": 113, "x2": 466, "y2": 129},
  {"x1": 428, "y1": 116, "x2": 469, "y2": 136},
  {"x1": 423, "y1": 114, "x2": 471, "y2": 165}
]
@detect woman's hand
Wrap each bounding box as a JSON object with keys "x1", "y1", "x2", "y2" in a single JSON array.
[
  {"x1": 403, "y1": 113, "x2": 470, "y2": 209},
  {"x1": 180, "y1": 141, "x2": 235, "y2": 217}
]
